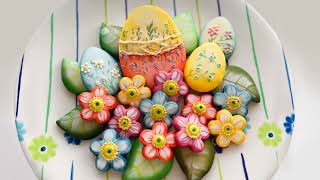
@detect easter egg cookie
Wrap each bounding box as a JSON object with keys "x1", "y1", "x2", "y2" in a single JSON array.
[
  {"x1": 80, "y1": 47, "x2": 122, "y2": 95},
  {"x1": 119, "y1": 5, "x2": 186, "y2": 88},
  {"x1": 184, "y1": 43, "x2": 226, "y2": 92},
  {"x1": 200, "y1": 17, "x2": 236, "y2": 60}
]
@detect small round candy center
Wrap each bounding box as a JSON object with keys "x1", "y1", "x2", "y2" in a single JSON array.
[
  {"x1": 222, "y1": 123, "x2": 235, "y2": 137},
  {"x1": 192, "y1": 102, "x2": 207, "y2": 115},
  {"x1": 150, "y1": 105, "x2": 167, "y2": 121},
  {"x1": 89, "y1": 97, "x2": 104, "y2": 112},
  {"x1": 226, "y1": 96, "x2": 241, "y2": 110},
  {"x1": 152, "y1": 135, "x2": 166, "y2": 149},
  {"x1": 118, "y1": 116, "x2": 132, "y2": 131},
  {"x1": 40, "y1": 146, "x2": 47, "y2": 152},
  {"x1": 100, "y1": 142, "x2": 118, "y2": 161},
  {"x1": 186, "y1": 123, "x2": 201, "y2": 139},
  {"x1": 126, "y1": 86, "x2": 139, "y2": 99},
  {"x1": 162, "y1": 80, "x2": 179, "y2": 96},
  {"x1": 268, "y1": 132, "x2": 274, "y2": 138}
]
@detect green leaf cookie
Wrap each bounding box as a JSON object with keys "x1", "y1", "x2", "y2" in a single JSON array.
[
  {"x1": 215, "y1": 65, "x2": 260, "y2": 103},
  {"x1": 61, "y1": 58, "x2": 86, "y2": 95},
  {"x1": 174, "y1": 140, "x2": 215, "y2": 180},
  {"x1": 123, "y1": 139, "x2": 173, "y2": 180},
  {"x1": 99, "y1": 23, "x2": 122, "y2": 59},
  {"x1": 56, "y1": 106, "x2": 105, "y2": 140},
  {"x1": 200, "y1": 17, "x2": 236, "y2": 60},
  {"x1": 173, "y1": 12, "x2": 199, "y2": 55}
]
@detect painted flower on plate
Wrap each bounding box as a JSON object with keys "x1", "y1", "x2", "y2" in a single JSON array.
[
  {"x1": 213, "y1": 84, "x2": 251, "y2": 116},
  {"x1": 153, "y1": 69, "x2": 189, "y2": 102},
  {"x1": 78, "y1": 86, "x2": 116, "y2": 124},
  {"x1": 28, "y1": 135, "x2": 57, "y2": 162},
  {"x1": 90, "y1": 129, "x2": 131, "y2": 171},
  {"x1": 64, "y1": 133, "x2": 81, "y2": 145},
  {"x1": 117, "y1": 75, "x2": 151, "y2": 106},
  {"x1": 182, "y1": 94, "x2": 216, "y2": 125},
  {"x1": 258, "y1": 122, "x2": 282, "y2": 147},
  {"x1": 208, "y1": 110, "x2": 246, "y2": 148},
  {"x1": 284, "y1": 113, "x2": 295, "y2": 135},
  {"x1": 139, "y1": 122, "x2": 176, "y2": 161},
  {"x1": 108, "y1": 105, "x2": 142, "y2": 138},
  {"x1": 15, "y1": 120, "x2": 26, "y2": 142},
  {"x1": 140, "y1": 91, "x2": 179, "y2": 128},
  {"x1": 174, "y1": 114, "x2": 210, "y2": 153}
]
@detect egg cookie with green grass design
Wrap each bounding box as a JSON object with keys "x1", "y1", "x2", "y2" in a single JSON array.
[{"x1": 184, "y1": 43, "x2": 226, "y2": 92}]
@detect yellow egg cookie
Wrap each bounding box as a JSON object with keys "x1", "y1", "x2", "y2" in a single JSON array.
[{"x1": 184, "y1": 43, "x2": 226, "y2": 92}]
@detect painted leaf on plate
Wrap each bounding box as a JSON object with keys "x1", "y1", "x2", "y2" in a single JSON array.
[
  {"x1": 215, "y1": 65, "x2": 260, "y2": 103},
  {"x1": 99, "y1": 23, "x2": 122, "y2": 59},
  {"x1": 61, "y1": 58, "x2": 87, "y2": 95},
  {"x1": 123, "y1": 139, "x2": 173, "y2": 180},
  {"x1": 174, "y1": 139, "x2": 215, "y2": 180},
  {"x1": 56, "y1": 106, "x2": 105, "y2": 140}
]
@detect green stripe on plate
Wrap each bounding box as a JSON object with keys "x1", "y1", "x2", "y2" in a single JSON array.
[
  {"x1": 195, "y1": 0, "x2": 202, "y2": 33},
  {"x1": 245, "y1": 2, "x2": 269, "y2": 120},
  {"x1": 45, "y1": 13, "x2": 54, "y2": 133}
]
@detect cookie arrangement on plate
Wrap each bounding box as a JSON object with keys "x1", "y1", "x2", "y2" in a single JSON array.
[{"x1": 57, "y1": 5, "x2": 261, "y2": 180}]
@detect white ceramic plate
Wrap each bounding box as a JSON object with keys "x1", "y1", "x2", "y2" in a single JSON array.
[{"x1": 14, "y1": 0, "x2": 295, "y2": 179}]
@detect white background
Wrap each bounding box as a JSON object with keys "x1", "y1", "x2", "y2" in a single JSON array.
[{"x1": 0, "y1": 0, "x2": 319, "y2": 179}]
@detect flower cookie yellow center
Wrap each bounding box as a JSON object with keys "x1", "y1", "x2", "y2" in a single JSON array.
[
  {"x1": 192, "y1": 102, "x2": 207, "y2": 115},
  {"x1": 150, "y1": 105, "x2": 167, "y2": 121},
  {"x1": 100, "y1": 142, "x2": 118, "y2": 161},
  {"x1": 89, "y1": 97, "x2": 104, "y2": 112},
  {"x1": 152, "y1": 135, "x2": 166, "y2": 149},
  {"x1": 126, "y1": 86, "x2": 139, "y2": 99},
  {"x1": 118, "y1": 116, "x2": 132, "y2": 131},
  {"x1": 163, "y1": 80, "x2": 179, "y2": 96},
  {"x1": 226, "y1": 96, "x2": 241, "y2": 110},
  {"x1": 222, "y1": 123, "x2": 235, "y2": 137},
  {"x1": 186, "y1": 123, "x2": 201, "y2": 139}
]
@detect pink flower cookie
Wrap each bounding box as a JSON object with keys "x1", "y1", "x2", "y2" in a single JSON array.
[
  {"x1": 153, "y1": 69, "x2": 189, "y2": 102},
  {"x1": 108, "y1": 105, "x2": 142, "y2": 138},
  {"x1": 173, "y1": 114, "x2": 210, "y2": 153}
]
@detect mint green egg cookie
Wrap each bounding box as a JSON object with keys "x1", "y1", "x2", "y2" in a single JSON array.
[
  {"x1": 61, "y1": 58, "x2": 86, "y2": 95},
  {"x1": 200, "y1": 17, "x2": 236, "y2": 60},
  {"x1": 173, "y1": 12, "x2": 199, "y2": 55},
  {"x1": 80, "y1": 47, "x2": 122, "y2": 95},
  {"x1": 56, "y1": 107, "x2": 105, "y2": 140},
  {"x1": 99, "y1": 23, "x2": 122, "y2": 59}
]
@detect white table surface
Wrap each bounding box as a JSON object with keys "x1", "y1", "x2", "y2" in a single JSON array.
[{"x1": 0, "y1": 0, "x2": 319, "y2": 179}]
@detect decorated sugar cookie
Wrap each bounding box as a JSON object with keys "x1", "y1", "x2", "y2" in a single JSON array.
[
  {"x1": 90, "y1": 129, "x2": 131, "y2": 171},
  {"x1": 139, "y1": 91, "x2": 179, "y2": 128},
  {"x1": 173, "y1": 114, "x2": 210, "y2": 153},
  {"x1": 184, "y1": 43, "x2": 226, "y2": 92},
  {"x1": 139, "y1": 122, "x2": 176, "y2": 161},
  {"x1": 208, "y1": 109, "x2": 246, "y2": 147},
  {"x1": 153, "y1": 68, "x2": 189, "y2": 102},
  {"x1": 78, "y1": 86, "x2": 116, "y2": 124},
  {"x1": 200, "y1": 17, "x2": 236, "y2": 60},
  {"x1": 119, "y1": 5, "x2": 186, "y2": 88},
  {"x1": 182, "y1": 94, "x2": 217, "y2": 125},
  {"x1": 80, "y1": 47, "x2": 122, "y2": 95}
]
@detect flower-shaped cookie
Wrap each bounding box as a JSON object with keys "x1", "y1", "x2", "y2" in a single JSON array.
[
  {"x1": 208, "y1": 110, "x2": 246, "y2": 148},
  {"x1": 140, "y1": 91, "x2": 179, "y2": 128},
  {"x1": 213, "y1": 84, "x2": 251, "y2": 116},
  {"x1": 258, "y1": 122, "x2": 282, "y2": 147},
  {"x1": 78, "y1": 86, "x2": 116, "y2": 124},
  {"x1": 173, "y1": 114, "x2": 210, "y2": 153},
  {"x1": 108, "y1": 105, "x2": 142, "y2": 138},
  {"x1": 90, "y1": 129, "x2": 131, "y2": 171},
  {"x1": 153, "y1": 69, "x2": 189, "y2": 102},
  {"x1": 140, "y1": 122, "x2": 176, "y2": 161},
  {"x1": 118, "y1": 75, "x2": 151, "y2": 106},
  {"x1": 182, "y1": 94, "x2": 217, "y2": 125}
]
